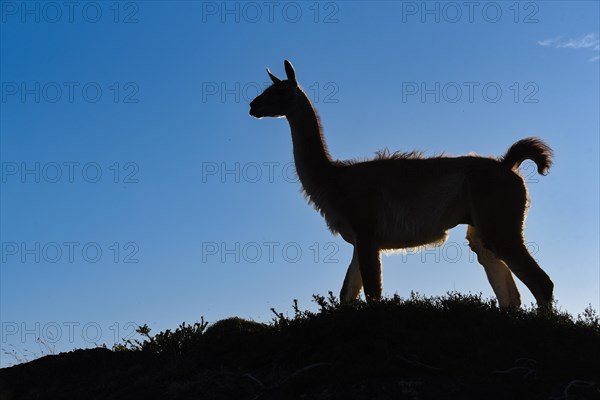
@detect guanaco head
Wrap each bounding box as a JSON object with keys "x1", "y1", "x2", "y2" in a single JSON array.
[{"x1": 249, "y1": 60, "x2": 299, "y2": 119}]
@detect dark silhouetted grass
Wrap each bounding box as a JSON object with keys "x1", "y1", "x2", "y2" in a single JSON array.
[{"x1": 1, "y1": 293, "x2": 598, "y2": 399}]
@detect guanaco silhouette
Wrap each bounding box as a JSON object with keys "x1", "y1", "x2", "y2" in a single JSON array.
[{"x1": 249, "y1": 60, "x2": 554, "y2": 309}]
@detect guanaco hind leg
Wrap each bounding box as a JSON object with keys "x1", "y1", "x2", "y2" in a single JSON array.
[
  {"x1": 493, "y1": 239, "x2": 554, "y2": 311},
  {"x1": 467, "y1": 226, "x2": 521, "y2": 308},
  {"x1": 340, "y1": 248, "x2": 363, "y2": 304}
]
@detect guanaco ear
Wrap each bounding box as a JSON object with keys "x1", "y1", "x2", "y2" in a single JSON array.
[
  {"x1": 267, "y1": 68, "x2": 281, "y2": 84},
  {"x1": 284, "y1": 60, "x2": 296, "y2": 83}
]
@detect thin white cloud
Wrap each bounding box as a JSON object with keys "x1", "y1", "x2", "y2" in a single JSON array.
[
  {"x1": 537, "y1": 37, "x2": 562, "y2": 47},
  {"x1": 538, "y1": 33, "x2": 599, "y2": 62},
  {"x1": 558, "y1": 33, "x2": 599, "y2": 49}
]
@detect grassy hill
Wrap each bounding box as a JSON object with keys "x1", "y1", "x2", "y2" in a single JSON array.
[{"x1": 1, "y1": 293, "x2": 599, "y2": 400}]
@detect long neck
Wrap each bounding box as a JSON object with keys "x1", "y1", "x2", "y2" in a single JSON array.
[{"x1": 285, "y1": 88, "x2": 334, "y2": 195}]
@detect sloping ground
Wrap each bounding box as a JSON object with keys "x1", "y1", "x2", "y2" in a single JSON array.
[{"x1": 1, "y1": 294, "x2": 599, "y2": 400}]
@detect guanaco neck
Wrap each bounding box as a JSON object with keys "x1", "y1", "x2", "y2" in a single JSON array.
[{"x1": 285, "y1": 88, "x2": 335, "y2": 199}]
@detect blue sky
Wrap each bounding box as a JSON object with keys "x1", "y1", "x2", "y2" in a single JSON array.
[{"x1": 1, "y1": 1, "x2": 598, "y2": 367}]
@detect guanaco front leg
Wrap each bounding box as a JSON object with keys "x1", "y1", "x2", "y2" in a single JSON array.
[
  {"x1": 357, "y1": 240, "x2": 382, "y2": 301},
  {"x1": 340, "y1": 248, "x2": 362, "y2": 304}
]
